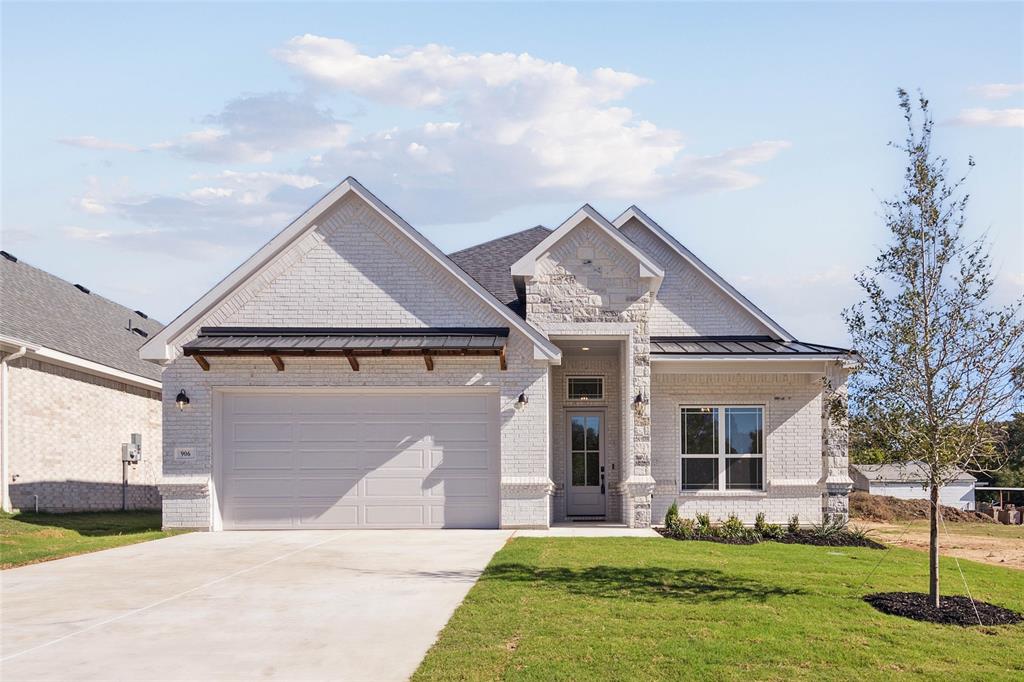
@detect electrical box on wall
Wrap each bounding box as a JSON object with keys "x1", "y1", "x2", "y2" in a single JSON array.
[{"x1": 122, "y1": 433, "x2": 142, "y2": 463}]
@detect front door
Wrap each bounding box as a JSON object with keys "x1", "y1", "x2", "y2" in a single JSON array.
[{"x1": 566, "y1": 413, "x2": 605, "y2": 517}]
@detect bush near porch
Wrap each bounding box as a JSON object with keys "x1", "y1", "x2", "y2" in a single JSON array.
[{"x1": 413, "y1": 537, "x2": 1023, "y2": 681}]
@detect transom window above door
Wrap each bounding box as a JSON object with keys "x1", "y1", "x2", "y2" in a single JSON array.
[
  {"x1": 567, "y1": 377, "x2": 603, "y2": 400},
  {"x1": 680, "y1": 406, "x2": 764, "y2": 491}
]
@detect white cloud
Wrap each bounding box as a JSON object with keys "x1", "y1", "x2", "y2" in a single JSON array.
[
  {"x1": 969, "y1": 83, "x2": 1024, "y2": 100},
  {"x1": 58, "y1": 135, "x2": 141, "y2": 152},
  {"x1": 155, "y1": 93, "x2": 351, "y2": 163},
  {"x1": 947, "y1": 108, "x2": 1024, "y2": 127},
  {"x1": 272, "y1": 35, "x2": 789, "y2": 221}
]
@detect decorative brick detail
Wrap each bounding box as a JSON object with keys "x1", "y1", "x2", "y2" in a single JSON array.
[{"x1": 3, "y1": 354, "x2": 162, "y2": 512}]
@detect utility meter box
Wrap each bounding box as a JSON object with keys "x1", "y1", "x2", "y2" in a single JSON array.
[{"x1": 122, "y1": 433, "x2": 142, "y2": 463}]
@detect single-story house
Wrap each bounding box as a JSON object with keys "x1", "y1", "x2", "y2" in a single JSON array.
[
  {"x1": 849, "y1": 462, "x2": 977, "y2": 510},
  {"x1": 141, "y1": 178, "x2": 858, "y2": 530},
  {"x1": 0, "y1": 251, "x2": 164, "y2": 512}
]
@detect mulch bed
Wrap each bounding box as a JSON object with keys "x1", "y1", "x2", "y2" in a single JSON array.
[
  {"x1": 655, "y1": 527, "x2": 886, "y2": 549},
  {"x1": 865, "y1": 592, "x2": 1024, "y2": 627}
]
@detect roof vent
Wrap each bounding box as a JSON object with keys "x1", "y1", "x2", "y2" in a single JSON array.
[
  {"x1": 0, "y1": 251, "x2": 17, "y2": 263},
  {"x1": 131, "y1": 327, "x2": 149, "y2": 338},
  {"x1": 74, "y1": 284, "x2": 91, "y2": 294},
  {"x1": 133, "y1": 310, "x2": 149, "y2": 319}
]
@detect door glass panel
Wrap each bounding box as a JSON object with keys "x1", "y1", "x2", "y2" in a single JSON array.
[
  {"x1": 585, "y1": 416, "x2": 599, "y2": 450},
  {"x1": 586, "y1": 451, "x2": 600, "y2": 486},
  {"x1": 572, "y1": 451, "x2": 586, "y2": 486},
  {"x1": 571, "y1": 417, "x2": 585, "y2": 451}
]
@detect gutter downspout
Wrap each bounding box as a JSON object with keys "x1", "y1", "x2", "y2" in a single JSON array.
[{"x1": 1, "y1": 346, "x2": 28, "y2": 512}]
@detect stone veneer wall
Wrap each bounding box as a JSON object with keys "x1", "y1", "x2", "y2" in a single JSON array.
[
  {"x1": 550, "y1": 354, "x2": 623, "y2": 523},
  {"x1": 524, "y1": 219, "x2": 655, "y2": 527},
  {"x1": 159, "y1": 192, "x2": 551, "y2": 529},
  {"x1": 3, "y1": 354, "x2": 162, "y2": 511},
  {"x1": 650, "y1": 371, "x2": 827, "y2": 525}
]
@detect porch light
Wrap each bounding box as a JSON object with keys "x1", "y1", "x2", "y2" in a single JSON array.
[
  {"x1": 175, "y1": 390, "x2": 190, "y2": 411},
  {"x1": 514, "y1": 392, "x2": 529, "y2": 411},
  {"x1": 633, "y1": 391, "x2": 649, "y2": 415}
]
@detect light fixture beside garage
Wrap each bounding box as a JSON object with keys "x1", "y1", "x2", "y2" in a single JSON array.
[
  {"x1": 515, "y1": 392, "x2": 529, "y2": 411},
  {"x1": 175, "y1": 390, "x2": 190, "y2": 411},
  {"x1": 632, "y1": 391, "x2": 648, "y2": 416}
]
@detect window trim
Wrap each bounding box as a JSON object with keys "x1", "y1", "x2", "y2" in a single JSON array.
[
  {"x1": 679, "y1": 404, "x2": 765, "y2": 492},
  {"x1": 566, "y1": 375, "x2": 604, "y2": 401}
]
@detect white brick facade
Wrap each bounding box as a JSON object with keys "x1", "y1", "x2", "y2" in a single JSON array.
[{"x1": 2, "y1": 354, "x2": 162, "y2": 511}]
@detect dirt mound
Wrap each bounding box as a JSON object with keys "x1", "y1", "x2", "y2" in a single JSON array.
[{"x1": 850, "y1": 491, "x2": 995, "y2": 523}]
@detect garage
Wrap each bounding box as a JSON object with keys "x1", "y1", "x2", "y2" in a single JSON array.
[{"x1": 217, "y1": 390, "x2": 500, "y2": 529}]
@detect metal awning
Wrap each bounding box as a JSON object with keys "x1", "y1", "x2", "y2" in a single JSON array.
[
  {"x1": 182, "y1": 327, "x2": 510, "y2": 372},
  {"x1": 650, "y1": 335, "x2": 856, "y2": 358}
]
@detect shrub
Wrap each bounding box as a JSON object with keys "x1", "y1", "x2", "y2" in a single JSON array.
[
  {"x1": 787, "y1": 514, "x2": 800, "y2": 534},
  {"x1": 695, "y1": 512, "x2": 712, "y2": 533},
  {"x1": 669, "y1": 517, "x2": 697, "y2": 539},
  {"x1": 665, "y1": 501, "x2": 679, "y2": 528},
  {"x1": 754, "y1": 512, "x2": 768, "y2": 534},
  {"x1": 811, "y1": 513, "x2": 848, "y2": 539},
  {"x1": 845, "y1": 524, "x2": 876, "y2": 542},
  {"x1": 719, "y1": 514, "x2": 746, "y2": 539},
  {"x1": 761, "y1": 523, "x2": 785, "y2": 540}
]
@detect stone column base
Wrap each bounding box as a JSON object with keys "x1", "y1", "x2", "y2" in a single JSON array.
[
  {"x1": 822, "y1": 479, "x2": 853, "y2": 523},
  {"x1": 500, "y1": 477, "x2": 554, "y2": 529},
  {"x1": 619, "y1": 476, "x2": 656, "y2": 528}
]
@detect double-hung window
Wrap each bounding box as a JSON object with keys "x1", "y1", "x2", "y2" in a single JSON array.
[{"x1": 680, "y1": 406, "x2": 764, "y2": 491}]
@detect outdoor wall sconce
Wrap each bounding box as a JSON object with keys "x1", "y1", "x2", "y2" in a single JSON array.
[
  {"x1": 175, "y1": 389, "x2": 190, "y2": 411},
  {"x1": 633, "y1": 391, "x2": 649, "y2": 416},
  {"x1": 514, "y1": 392, "x2": 529, "y2": 411}
]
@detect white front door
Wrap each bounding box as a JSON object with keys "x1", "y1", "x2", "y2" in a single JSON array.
[
  {"x1": 219, "y1": 390, "x2": 500, "y2": 529},
  {"x1": 566, "y1": 412, "x2": 605, "y2": 517}
]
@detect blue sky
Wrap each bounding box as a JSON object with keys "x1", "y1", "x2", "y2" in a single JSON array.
[{"x1": 3, "y1": 1, "x2": 1021, "y2": 344}]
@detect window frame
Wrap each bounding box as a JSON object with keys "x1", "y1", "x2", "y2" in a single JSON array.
[
  {"x1": 566, "y1": 376, "x2": 604, "y2": 401},
  {"x1": 679, "y1": 404, "x2": 766, "y2": 492}
]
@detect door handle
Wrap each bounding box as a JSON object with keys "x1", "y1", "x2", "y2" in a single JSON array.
[{"x1": 600, "y1": 470, "x2": 605, "y2": 495}]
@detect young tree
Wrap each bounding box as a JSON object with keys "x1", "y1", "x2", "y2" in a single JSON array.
[{"x1": 844, "y1": 89, "x2": 1024, "y2": 608}]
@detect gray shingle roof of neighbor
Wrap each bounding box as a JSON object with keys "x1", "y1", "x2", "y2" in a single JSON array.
[
  {"x1": 650, "y1": 336, "x2": 856, "y2": 356},
  {"x1": 448, "y1": 226, "x2": 552, "y2": 316},
  {"x1": 0, "y1": 251, "x2": 164, "y2": 382},
  {"x1": 850, "y1": 462, "x2": 976, "y2": 483}
]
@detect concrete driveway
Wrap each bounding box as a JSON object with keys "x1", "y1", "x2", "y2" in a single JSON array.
[{"x1": 1, "y1": 530, "x2": 512, "y2": 681}]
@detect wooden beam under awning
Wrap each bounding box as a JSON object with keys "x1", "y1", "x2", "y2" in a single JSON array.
[
  {"x1": 344, "y1": 351, "x2": 359, "y2": 372},
  {"x1": 423, "y1": 350, "x2": 434, "y2": 371},
  {"x1": 182, "y1": 346, "x2": 508, "y2": 371},
  {"x1": 192, "y1": 354, "x2": 210, "y2": 371},
  {"x1": 270, "y1": 355, "x2": 285, "y2": 371}
]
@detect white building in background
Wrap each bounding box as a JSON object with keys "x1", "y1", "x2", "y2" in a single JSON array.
[{"x1": 849, "y1": 462, "x2": 976, "y2": 510}]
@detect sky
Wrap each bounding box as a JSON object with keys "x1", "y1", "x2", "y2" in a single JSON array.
[{"x1": 2, "y1": 1, "x2": 1022, "y2": 345}]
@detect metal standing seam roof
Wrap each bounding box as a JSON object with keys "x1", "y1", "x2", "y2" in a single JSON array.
[
  {"x1": 0, "y1": 252, "x2": 164, "y2": 381},
  {"x1": 650, "y1": 336, "x2": 856, "y2": 356},
  {"x1": 182, "y1": 327, "x2": 510, "y2": 355}
]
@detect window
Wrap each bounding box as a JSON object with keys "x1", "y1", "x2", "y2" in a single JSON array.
[
  {"x1": 567, "y1": 377, "x2": 603, "y2": 401},
  {"x1": 680, "y1": 406, "x2": 764, "y2": 492}
]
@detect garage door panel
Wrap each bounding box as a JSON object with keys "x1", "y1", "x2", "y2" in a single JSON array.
[{"x1": 221, "y1": 391, "x2": 499, "y2": 529}]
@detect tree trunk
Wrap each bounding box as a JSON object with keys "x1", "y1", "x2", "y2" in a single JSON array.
[{"x1": 929, "y1": 483, "x2": 940, "y2": 608}]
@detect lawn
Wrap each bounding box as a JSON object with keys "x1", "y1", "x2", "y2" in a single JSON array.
[
  {"x1": 414, "y1": 537, "x2": 1024, "y2": 681},
  {"x1": 0, "y1": 511, "x2": 188, "y2": 568}
]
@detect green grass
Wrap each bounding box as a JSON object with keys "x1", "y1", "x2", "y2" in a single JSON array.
[
  {"x1": 0, "y1": 511, "x2": 188, "y2": 568},
  {"x1": 414, "y1": 538, "x2": 1024, "y2": 681}
]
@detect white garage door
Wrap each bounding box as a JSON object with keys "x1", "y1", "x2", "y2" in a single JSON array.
[{"x1": 219, "y1": 391, "x2": 500, "y2": 529}]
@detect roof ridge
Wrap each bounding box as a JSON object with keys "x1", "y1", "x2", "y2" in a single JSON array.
[{"x1": 448, "y1": 225, "x2": 550, "y2": 256}]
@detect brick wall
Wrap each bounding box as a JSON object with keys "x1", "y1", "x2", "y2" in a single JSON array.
[
  {"x1": 650, "y1": 371, "x2": 825, "y2": 525},
  {"x1": 159, "y1": 192, "x2": 551, "y2": 529},
  {"x1": 4, "y1": 355, "x2": 162, "y2": 512},
  {"x1": 619, "y1": 218, "x2": 773, "y2": 337}
]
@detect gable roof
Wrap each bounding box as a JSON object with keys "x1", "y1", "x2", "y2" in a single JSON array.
[
  {"x1": 449, "y1": 226, "x2": 551, "y2": 316},
  {"x1": 0, "y1": 253, "x2": 163, "y2": 382},
  {"x1": 140, "y1": 178, "x2": 562, "y2": 363},
  {"x1": 510, "y1": 205, "x2": 664, "y2": 289},
  {"x1": 613, "y1": 206, "x2": 795, "y2": 341}
]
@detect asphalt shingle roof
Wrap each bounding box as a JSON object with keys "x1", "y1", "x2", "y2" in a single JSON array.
[
  {"x1": 448, "y1": 226, "x2": 551, "y2": 316},
  {"x1": 0, "y1": 252, "x2": 163, "y2": 382},
  {"x1": 850, "y1": 462, "x2": 976, "y2": 483}
]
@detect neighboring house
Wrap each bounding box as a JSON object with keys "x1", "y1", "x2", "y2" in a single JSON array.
[
  {"x1": 141, "y1": 178, "x2": 857, "y2": 530},
  {"x1": 0, "y1": 252, "x2": 163, "y2": 512},
  {"x1": 850, "y1": 462, "x2": 977, "y2": 510}
]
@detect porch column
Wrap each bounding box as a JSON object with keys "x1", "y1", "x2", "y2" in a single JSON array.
[
  {"x1": 621, "y1": 324, "x2": 655, "y2": 527},
  {"x1": 821, "y1": 361, "x2": 853, "y2": 521}
]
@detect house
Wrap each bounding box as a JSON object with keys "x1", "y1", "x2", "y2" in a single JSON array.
[
  {"x1": 141, "y1": 178, "x2": 857, "y2": 530},
  {"x1": 849, "y1": 462, "x2": 977, "y2": 510},
  {"x1": 0, "y1": 252, "x2": 164, "y2": 512}
]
